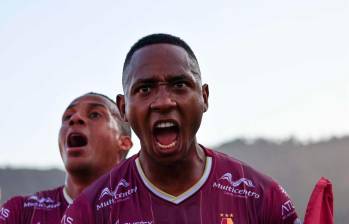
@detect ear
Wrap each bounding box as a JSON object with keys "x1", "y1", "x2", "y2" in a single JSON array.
[
  {"x1": 118, "y1": 135, "x2": 133, "y2": 152},
  {"x1": 202, "y1": 84, "x2": 209, "y2": 112},
  {"x1": 116, "y1": 94, "x2": 128, "y2": 122}
]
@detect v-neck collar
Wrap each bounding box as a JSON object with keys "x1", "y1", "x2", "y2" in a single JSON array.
[
  {"x1": 62, "y1": 186, "x2": 73, "y2": 204},
  {"x1": 135, "y1": 156, "x2": 212, "y2": 204}
]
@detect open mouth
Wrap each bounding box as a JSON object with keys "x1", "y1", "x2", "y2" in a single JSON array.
[
  {"x1": 67, "y1": 133, "x2": 88, "y2": 148},
  {"x1": 153, "y1": 121, "x2": 179, "y2": 149}
]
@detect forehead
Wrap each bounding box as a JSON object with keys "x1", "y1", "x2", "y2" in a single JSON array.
[
  {"x1": 65, "y1": 95, "x2": 114, "y2": 112},
  {"x1": 125, "y1": 44, "x2": 195, "y2": 84}
]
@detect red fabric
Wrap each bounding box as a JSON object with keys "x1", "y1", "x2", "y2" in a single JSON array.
[{"x1": 304, "y1": 177, "x2": 334, "y2": 224}]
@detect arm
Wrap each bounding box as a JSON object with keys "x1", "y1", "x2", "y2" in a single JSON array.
[
  {"x1": 0, "y1": 197, "x2": 25, "y2": 224},
  {"x1": 261, "y1": 183, "x2": 302, "y2": 224}
]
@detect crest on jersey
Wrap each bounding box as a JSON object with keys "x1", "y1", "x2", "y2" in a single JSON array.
[
  {"x1": 219, "y1": 213, "x2": 234, "y2": 224},
  {"x1": 219, "y1": 173, "x2": 255, "y2": 188}
]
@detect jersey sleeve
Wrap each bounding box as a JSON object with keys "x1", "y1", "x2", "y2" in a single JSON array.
[
  {"x1": 61, "y1": 196, "x2": 93, "y2": 224},
  {"x1": 261, "y1": 182, "x2": 302, "y2": 224},
  {"x1": 0, "y1": 196, "x2": 25, "y2": 224}
]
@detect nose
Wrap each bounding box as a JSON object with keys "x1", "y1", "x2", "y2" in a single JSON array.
[
  {"x1": 68, "y1": 113, "x2": 85, "y2": 126},
  {"x1": 150, "y1": 86, "x2": 177, "y2": 113}
]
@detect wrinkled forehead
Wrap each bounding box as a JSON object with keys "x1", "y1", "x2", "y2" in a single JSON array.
[
  {"x1": 65, "y1": 94, "x2": 117, "y2": 114},
  {"x1": 123, "y1": 44, "x2": 200, "y2": 91}
]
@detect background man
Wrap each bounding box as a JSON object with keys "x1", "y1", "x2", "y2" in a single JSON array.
[
  {"x1": 62, "y1": 34, "x2": 301, "y2": 224},
  {"x1": 0, "y1": 92, "x2": 132, "y2": 223}
]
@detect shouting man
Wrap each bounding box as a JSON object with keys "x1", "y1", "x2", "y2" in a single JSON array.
[
  {"x1": 0, "y1": 92, "x2": 132, "y2": 223},
  {"x1": 62, "y1": 34, "x2": 301, "y2": 224}
]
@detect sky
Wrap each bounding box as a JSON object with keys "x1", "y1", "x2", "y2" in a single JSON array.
[{"x1": 0, "y1": 0, "x2": 348, "y2": 169}]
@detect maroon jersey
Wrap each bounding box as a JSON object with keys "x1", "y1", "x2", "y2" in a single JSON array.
[
  {"x1": 62, "y1": 148, "x2": 301, "y2": 224},
  {"x1": 1, "y1": 186, "x2": 71, "y2": 224}
]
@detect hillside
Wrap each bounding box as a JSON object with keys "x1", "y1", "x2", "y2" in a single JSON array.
[
  {"x1": 0, "y1": 168, "x2": 65, "y2": 203},
  {"x1": 216, "y1": 136, "x2": 349, "y2": 223},
  {"x1": 0, "y1": 136, "x2": 348, "y2": 222}
]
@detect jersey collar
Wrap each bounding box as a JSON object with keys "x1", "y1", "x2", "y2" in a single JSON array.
[
  {"x1": 63, "y1": 187, "x2": 73, "y2": 204},
  {"x1": 135, "y1": 156, "x2": 212, "y2": 204}
]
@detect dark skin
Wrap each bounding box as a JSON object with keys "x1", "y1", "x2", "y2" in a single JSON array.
[
  {"x1": 117, "y1": 44, "x2": 209, "y2": 196},
  {"x1": 59, "y1": 94, "x2": 132, "y2": 199}
]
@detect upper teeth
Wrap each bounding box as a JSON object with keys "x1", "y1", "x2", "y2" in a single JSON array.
[{"x1": 156, "y1": 122, "x2": 175, "y2": 128}]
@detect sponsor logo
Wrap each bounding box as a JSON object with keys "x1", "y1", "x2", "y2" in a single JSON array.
[
  {"x1": 219, "y1": 173, "x2": 255, "y2": 187},
  {"x1": 23, "y1": 195, "x2": 61, "y2": 209},
  {"x1": 219, "y1": 213, "x2": 234, "y2": 224},
  {"x1": 282, "y1": 199, "x2": 296, "y2": 219},
  {"x1": 213, "y1": 173, "x2": 260, "y2": 199},
  {"x1": 96, "y1": 179, "x2": 137, "y2": 211},
  {"x1": 0, "y1": 207, "x2": 10, "y2": 220}
]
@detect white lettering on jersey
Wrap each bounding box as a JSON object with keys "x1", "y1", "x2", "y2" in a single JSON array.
[
  {"x1": 61, "y1": 214, "x2": 74, "y2": 224},
  {"x1": 282, "y1": 200, "x2": 296, "y2": 219},
  {"x1": 0, "y1": 207, "x2": 10, "y2": 220},
  {"x1": 213, "y1": 172, "x2": 260, "y2": 199}
]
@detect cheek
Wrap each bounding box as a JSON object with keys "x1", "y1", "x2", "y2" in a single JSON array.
[
  {"x1": 58, "y1": 127, "x2": 66, "y2": 149},
  {"x1": 126, "y1": 103, "x2": 145, "y2": 125},
  {"x1": 127, "y1": 114, "x2": 148, "y2": 141}
]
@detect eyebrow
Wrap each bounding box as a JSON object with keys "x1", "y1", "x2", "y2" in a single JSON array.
[
  {"x1": 65, "y1": 102, "x2": 108, "y2": 112},
  {"x1": 167, "y1": 74, "x2": 192, "y2": 82},
  {"x1": 87, "y1": 103, "x2": 108, "y2": 110},
  {"x1": 132, "y1": 78, "x2": 158, "y2": 85},
  {"x1": 133, "y1": 74, "x2": 192, "y2": 84}
]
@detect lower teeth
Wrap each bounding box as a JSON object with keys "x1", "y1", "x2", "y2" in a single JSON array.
[{"x1": 157, "y1": 141, "x2": 176, "y2": 149}]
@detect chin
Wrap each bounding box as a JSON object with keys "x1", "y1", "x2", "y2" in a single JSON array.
[{"x1": 66, "y1": 162, "x2": 91, "y2": 176}]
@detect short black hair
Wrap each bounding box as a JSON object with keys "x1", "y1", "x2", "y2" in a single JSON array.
[
  {"x1": 84, "y1": 92, "x2": 131, "y2": 137},
  {"x1": 122, "y1": 33, "x2": 201, "y2": 89}
]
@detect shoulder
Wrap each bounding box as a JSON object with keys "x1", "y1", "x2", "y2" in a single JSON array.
[
  {"x1": 22, "y1": 186, "x2": 65, "y2": 208},
  {"x1": 1, "y1": 196, "x2": 25, "y2": 223},
  {"x1": 0, "y1": 186, "x2": 64, "y2": 223},
  {"x1": 1, "y1": 195, "x2": 25, "y2": 214},
  {"x1": 32, "y1": 186, "x2": 64, "y2": 199},
  {"x1": 207, "y1": 148, "x2": 275, "y2": 187},
  {"x1": 1, "y1": 186, "x2": 63, "y2": 212},
  {"x1": 207, "y1": 148, "x2": 300, "y2": 223},
  {"x1": 63, "y1": 157, "x2": 137, "y2": 223}
]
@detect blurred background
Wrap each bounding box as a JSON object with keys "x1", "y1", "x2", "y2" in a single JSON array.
[{"x1": 0, "y1": 0, "x2": 348, "y2": 222}]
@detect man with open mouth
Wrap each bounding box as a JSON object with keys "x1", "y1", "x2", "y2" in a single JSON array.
[
  {"x1": 63, "y1": 34, "x2": 301, "y2": 224},
  {"x1": 0, "y1": 92, "x2": 132, "y2": 224}
]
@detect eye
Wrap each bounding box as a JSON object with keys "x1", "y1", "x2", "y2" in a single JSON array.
[
  {"x1": 89, "y1": 111, "x2": 101, "y2": 119},
  {"x1": 140, "y1": 86, "x2": 151, "y2": 93},
  {"x1": 62, "y1": 114, "x2": 72, "y2": 122},
  {"x1": 137, "y1": 84, "x2": 153, "y2": 94},
  {"x1": 173, "y1": 81, "x2": 187, "y2": 89}
]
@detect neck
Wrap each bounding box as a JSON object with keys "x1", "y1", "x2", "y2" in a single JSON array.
[
  {"x1": 63, "y1": 155, "x2": 123, "y2": 200},
  {"x1": 139, "y1": 143, "x2": 206, "y2": 196},
  {"x1": 64, "y1": 174, "x2": 94, "y2": 200},
  {"x1": 64, "y1": 165, "x2": 112, "y2": 200}
]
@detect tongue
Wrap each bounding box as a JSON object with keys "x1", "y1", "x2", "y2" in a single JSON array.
[{"x1": 155, "y1": 129, "x2": 178, "y2": 146}]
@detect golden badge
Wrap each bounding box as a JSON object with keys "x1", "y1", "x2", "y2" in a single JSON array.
[{"x1": 220, "y1": 213, "x2": 234, "y2": 224}]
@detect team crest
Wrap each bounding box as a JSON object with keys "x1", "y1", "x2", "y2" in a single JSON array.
[{"x1": 220, "y1": 213, "x2": 234, "y2": 224}]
